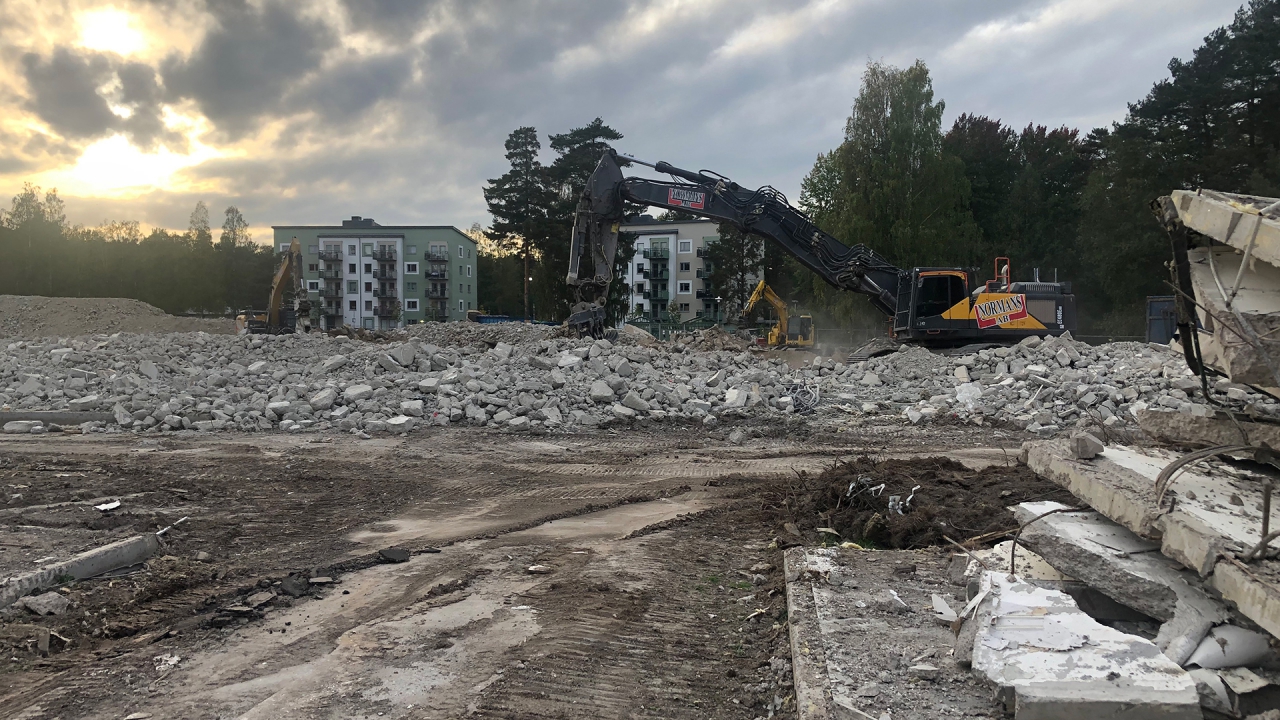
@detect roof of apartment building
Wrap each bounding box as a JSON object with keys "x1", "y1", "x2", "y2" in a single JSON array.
[
  {"x1": 621, "y1": 214, "x2": 718, "y2": 228},
  {"x1": 272, "y1": 216, "x2": 471, "y2": 232}
]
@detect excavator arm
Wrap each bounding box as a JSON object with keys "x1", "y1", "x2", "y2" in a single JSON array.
[
  {"x1": 266, "y1": 237, "x2": 311, "y2": 333},
  {"x1": 743, "y1": 279, "x2": 789, "y2": 329},
  {"x1": 566, "y1": 150, "x2": 904, "y2": 337}
]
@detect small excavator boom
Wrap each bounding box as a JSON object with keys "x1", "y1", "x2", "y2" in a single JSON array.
[{"x1": 236, "y1": 237, "x2": 312, "y2": 335}]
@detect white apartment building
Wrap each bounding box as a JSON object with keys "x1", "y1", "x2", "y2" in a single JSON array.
[{"x1": 622, "y1": 216, "x2": 736, "y2": 323}]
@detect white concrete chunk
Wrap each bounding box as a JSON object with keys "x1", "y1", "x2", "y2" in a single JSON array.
[{"x1": 966, "y1": 572, "x2": 1200, "y2": 719}]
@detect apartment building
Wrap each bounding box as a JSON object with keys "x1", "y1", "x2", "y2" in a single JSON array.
[
  {"x1": 272, "y1": 217, "x2": 477, "y2": 330},
  {"x1": 622, "y1": 216, "x2": 753, "y2": 323}
]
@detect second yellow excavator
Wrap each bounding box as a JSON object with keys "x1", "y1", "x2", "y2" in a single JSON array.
[{"x1": 744, "y1": 280, "x2": 815, "y2": 348}]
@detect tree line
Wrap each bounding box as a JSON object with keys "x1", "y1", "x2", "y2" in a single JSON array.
[
  {"x1": 779, "y1": 0, "x2": 1280, "y2": 336},
  {"x1": 0, "y1": 187, "x2": 274, "y2": 315}
]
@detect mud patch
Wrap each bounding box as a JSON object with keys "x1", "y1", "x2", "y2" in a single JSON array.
[{"x1": 769, "y1": 456, "x2": 1074, "y2": 549}]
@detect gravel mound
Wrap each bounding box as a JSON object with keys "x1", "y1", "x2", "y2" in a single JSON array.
[
  {"x1": 406, "y1": 321, "x2": 553, "y2": 348},
  {"x1": 0, "y1": 296, "x2": 233, "y2": 340}
]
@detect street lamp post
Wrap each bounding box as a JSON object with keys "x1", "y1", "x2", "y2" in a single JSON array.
[{"x1": 715, "y1": 296, "x2": 723, "y2": 326}]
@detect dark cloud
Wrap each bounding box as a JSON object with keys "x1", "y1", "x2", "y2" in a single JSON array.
[
  {"x1": 341, "y1": 0, "x2": 438, "y2": 41},
  {"x1": 21, "y1": 48, "x2": 117, "y2": 139},
  {"x1": 160, "y1": 0, "x2": 335, "y2": 138},
  {"x1": 117, "y1": 62, "x2": 185, "y2": 151},
  {"x1": 285, "y1": 52, "x2": 414, "y2": 126}
]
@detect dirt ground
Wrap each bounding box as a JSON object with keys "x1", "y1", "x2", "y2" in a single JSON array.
[
  {"x1": 0, "y1": 296, "x2": 233, "y2": 339},
  {"x1": 0, "y1": 424, "x2": 1025, "y2": 719}
]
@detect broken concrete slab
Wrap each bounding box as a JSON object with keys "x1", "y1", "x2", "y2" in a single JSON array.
[
  {"x1": 965, "y1": 571, "x2": 1201, "y2": 719},
  {"x1": 1136, "y1": 407, "x2": 1280, "y2": 448},
  {"x1": 783, "y1": 547, "x2": 837, "y2": 720},
  {"x1": 17, "y1": 591, "x2": 70, "y2": 616},
  {"x1": 1011, "y1": 500, "x2": 1227, "y2": 665},
  {"x1": 0, "y1": 534, "x2": 161, "y2": 609},
  {"x1": 1024, "y1": 439, "x2": 1280, "y2": 642},
  {"x1": 378, "y1": 547, "x2": 409, "y2": 564}
]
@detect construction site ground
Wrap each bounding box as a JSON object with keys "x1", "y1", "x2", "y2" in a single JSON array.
[{"x1": 0, "y1": 424, "x2": 1032, "y2": 720}]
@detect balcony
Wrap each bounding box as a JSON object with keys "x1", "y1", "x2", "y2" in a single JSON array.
[
  {"x1": 373, "y1": 304, "x2": 397, "y2": 317},
  {"x1": 318, "y1": 268, "x2": 342, "y2": 280},
  {"x1": 372, "y1": 269, "x2": 396, "y2": 280},
  {"x1": 696, "y1": 289, "x2": 711, "y2": 299},
  {"x1": 373, "y1": 248, "x2": 397, "y2": 262},
  {"x1": 428, "y1": 287, "x2": 449, "y2": 299},
  {"x1": 423, "y1": 309, "x2": 448, "y2": 321},
  {"x1": 645, "y1": 289, "x2": 670, "y2": 302},
  {"x1": 642, "y1": 269, "x2": 669, "y2": 280},
  {"x1": 696, "y1": 248, "x2": 705, "y2": 257},
  {"x1": 319, "y1": 249, "x2": 343, "y2": 261},
  {"x1": 321, "y1": 285, "x2": 343, "y2": 299},
  {"x1": 373, "y1": 287, "x2": 397, "y2": 298},
  {"x1": 426, "y1": 251, "x2": 449, "y2": 262},
  {"x1": 425, "y1": 266, "x2": 448, "y2": 279},
  {"x1": 643, "y1": 247, "x2": 670, "y2": 259}
]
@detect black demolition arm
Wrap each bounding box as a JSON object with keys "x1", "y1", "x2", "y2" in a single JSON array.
[{"x1": 564, "y1": 150, "x2": 905, "y2": 337}]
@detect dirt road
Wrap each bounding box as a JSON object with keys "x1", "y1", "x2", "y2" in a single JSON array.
[{"x1": 0, "y1": 425, "x2": 1018, "y2": 719}]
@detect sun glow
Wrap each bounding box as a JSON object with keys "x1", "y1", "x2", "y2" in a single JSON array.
[
  {"x1": 77, "y1": 8, "x2": 147, "y2": 56},
  {"x1": 38, "y1": 134, "x2": 222, "y2": 196}
]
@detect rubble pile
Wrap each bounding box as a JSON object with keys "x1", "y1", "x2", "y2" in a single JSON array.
[{"x1": 1, "y1": 323, "x2": 1277, "y2": 435}]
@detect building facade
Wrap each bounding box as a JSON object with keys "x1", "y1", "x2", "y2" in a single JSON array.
[
  {"x1": 622, "y1": 217, "x2": 755, "y2": 323},
  {"x1": 272, "y1": 217, "x2": 477, "y2": 330}
]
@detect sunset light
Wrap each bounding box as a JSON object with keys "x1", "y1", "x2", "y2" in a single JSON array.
[
  {"x1": 77, "y1": 7, "x2": 147, "y2": 56},
  {"x1": 39, "y1": 133, "x2": 220, "y2": 196}
]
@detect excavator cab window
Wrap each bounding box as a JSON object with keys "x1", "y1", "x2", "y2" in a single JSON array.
[{"x1": 914, "y1": 274, "x2": 966, "y2": 319}]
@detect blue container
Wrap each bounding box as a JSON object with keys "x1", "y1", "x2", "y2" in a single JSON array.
[{"x1": 1147, "y1": 296, "x2": 1177, "y2": 344}]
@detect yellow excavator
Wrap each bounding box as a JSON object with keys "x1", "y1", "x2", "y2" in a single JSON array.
[
  {"x1": 235, "y1": 236, "x2": 312, "y2": 334},
  {"x1": 743, "y1": 279, "x2": 815, "y2": 348}
]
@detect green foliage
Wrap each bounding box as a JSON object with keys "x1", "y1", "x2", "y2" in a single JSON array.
[
  {"x1": 482, "y1": 118, "x2": 634, "y2": 323},
  {"x1": 476, "y1": 250, "x2": 525, "y2": 316},
  {"x1": 0, "y1": 186, "x2": 274, "y2": 315},
  {"x1": 704, "y1": 222, "x2": 764, "y2": 318}
]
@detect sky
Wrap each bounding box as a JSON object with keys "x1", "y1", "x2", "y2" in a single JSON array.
[{"x1": 0, "y1": 0, "x2": 1243, "y2": 242}]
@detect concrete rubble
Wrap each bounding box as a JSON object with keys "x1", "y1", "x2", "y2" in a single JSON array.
[
  {"x1": 3, "y1": 319, "x2": 1279, "y2": 437},
  {"x1": 962, "y1": 571, "x2": 1202, "y2": 719}
]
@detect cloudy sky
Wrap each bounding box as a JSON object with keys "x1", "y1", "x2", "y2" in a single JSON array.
[{"x1": 0, "y1": 0, "x2": 1241, "y2": 240}]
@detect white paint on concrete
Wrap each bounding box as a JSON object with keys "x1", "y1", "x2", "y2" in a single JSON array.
[{"x1": 968, "y1": 572, "x2": 1201, "y2": 719}]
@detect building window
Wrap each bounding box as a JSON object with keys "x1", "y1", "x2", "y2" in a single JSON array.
[
  {"x1": 459, "y1": 283, "x2": 463, "y2": 294},
  {"x1": 406, "y1": 282, "x2": 417, "y2": 291},
  {"x1": 347, "y1": 245, "x2": 356, "y2": 256},
  {"x1": 306, "y1": 281, "x2": 319, "y2": 292},
  {"x1": 405, "y1": 262, "x2": 418, "y2": 274},
  {"x1": 679, "y1": 262, "x2": 690, "y2": 272},
  {"x1": 458, "y1": 299, "x2": 464, "y2": 311},
  {"x1": 467, "y1": 247, "x2": 471, "y2": 258},
  {"x1": 466, "y1": 264, "x2": 472, "y2": 278},
  {"x1": 363, "y1": 318, "x2": 374, "y2": 329},
  {"x1": 308, "y1": 244, "x2": 318, "y2": 254},
  {"x1": 363, "y1": 244, "x2": 373, "y2": 256},
  {"x1": 679, "y1": 240, "x2": 692, "y2": 253},
  {"x1": 349, "y1": 263, "x2": 356, "y2": 274},
  {"x1": 349, "y1": 300, "x2": 357, "y2": 311},
  {"x1": 679, "y1": 303, "x2": 690, "y2": 312},
  {"x1": 365, "y1": 282, "x2": 372, "y2": 292},
  {"x1": 308, "y1": 263, "x2": 318, "y2": 272},
  {"x1": 636, "y1": 263, "x2": 645, "y2": 273},
  {"x1": 678, "y1": 281, "x2": 692, "y2": 294},
  {"x1": 635, "y1": 303, "x2": 645, "y2": 313},
  {"x1": 467, "y1": 301, "x2": 472, "y2": 309},
  {"x1": 405, "y1": 299, "x2": 419, "y2": 311},
  {"x1": 467, "y1": 284, "x2": 471, "y2": 293},
  {"x1": 365, "y1": 300, "x2": 373, "y2": 311},
  {"x1": 458, "y1": 246, "x2": 464, "y2": 258},
  {"x1": 364, "y1": 263, "x2": 372, "y2": 274},
  {"x1": 278, "y1": 244, "x2": 289, "y2": 254},
  {"x1": 348, "y1": 280, "x2": 357, "y2": 293},
  {"x1": 635, "y1": 282, "x2": 645, "y2": 293},
  {"x1": 407, "y1": 245, "x2": 417, "y2": 255}
]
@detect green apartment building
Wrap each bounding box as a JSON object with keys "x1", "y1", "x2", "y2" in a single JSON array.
[{"x1": 272, "y1": 216, "x2": 478, "y2": 330}]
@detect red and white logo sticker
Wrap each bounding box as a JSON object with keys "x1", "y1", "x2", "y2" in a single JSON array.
[
  {"x1": 974, "y1": 294, "x2": 1028, "y2": 329},
  {"x1": 668, "y1": 188, "x2": 706, "y2": 210}
]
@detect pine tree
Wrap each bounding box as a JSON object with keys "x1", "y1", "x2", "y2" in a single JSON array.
[{"x1": 483, "y1": 126, "x2": 552, "y2": 321}]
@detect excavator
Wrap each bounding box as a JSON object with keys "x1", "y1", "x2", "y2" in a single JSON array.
[
  {"x1": 743, "y1": 280, "x2": 815, "y2": 348},
  {"x1": 235, "y1": 236, "x2": 312, "y2": 335},
  {"x1": 566, "y1": 149, "x2": 1076, "y2": 346}
]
